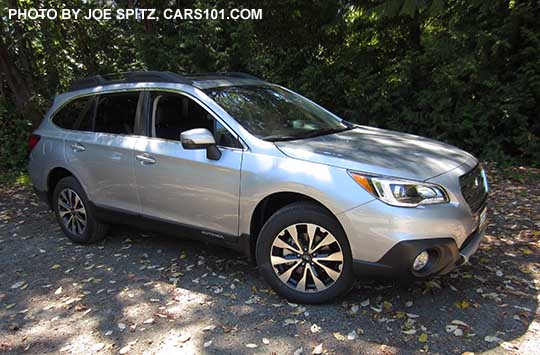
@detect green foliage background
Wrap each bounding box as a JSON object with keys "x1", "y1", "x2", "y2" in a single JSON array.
[{"x1": 1, "y1": 0, "x2": 539, "y2": 170}]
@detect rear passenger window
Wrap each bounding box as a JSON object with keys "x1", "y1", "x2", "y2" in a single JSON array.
[
  {"x1": 52, "y1": 96, "x2": 94, "y2": 131},
  {"x1": 95, "y1": 92, "x2": 140, "y2": 135}
]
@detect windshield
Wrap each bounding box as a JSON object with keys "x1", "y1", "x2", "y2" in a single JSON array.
[{"x1": 204, "y1": 85, "x2": 350, "y2": 141}]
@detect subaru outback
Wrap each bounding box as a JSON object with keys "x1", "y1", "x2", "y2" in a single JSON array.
[{"x1": 28, "y1": 71, "x2": 488, "y2": 304}]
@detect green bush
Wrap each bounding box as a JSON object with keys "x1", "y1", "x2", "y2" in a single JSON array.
[
  {"x1": 0, "y1": 99, "x2": 33, "y2": 171},
  {"x1": 1, "y1": 0, "x2": 538, "y2": 167}
]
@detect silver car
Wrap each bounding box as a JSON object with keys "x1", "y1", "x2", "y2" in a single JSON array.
[{"x1": 28, "y1": 71, "x2": 488, "y2": 304}]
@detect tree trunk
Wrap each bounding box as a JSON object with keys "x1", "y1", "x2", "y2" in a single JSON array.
[
  {"x1": 409, "y1": 11, "x2": 422, "y2": 51},
  {"x1": 0, "y1": 36, "x2": 32, "y2": 113},
  {"x1": 0, "y1": 0, "x2": 37, "y2": 122}
]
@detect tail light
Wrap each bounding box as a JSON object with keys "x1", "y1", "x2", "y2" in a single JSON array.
[{"x1": 28, "y1": 134, "x2": 41, "y2": 153}]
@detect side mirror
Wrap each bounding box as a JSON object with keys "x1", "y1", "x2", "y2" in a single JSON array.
[{"x1": 180, "y1": 128, "x2": 221, "y2": 160}]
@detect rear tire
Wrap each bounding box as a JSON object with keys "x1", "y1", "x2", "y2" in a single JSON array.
[
  {"x1": 256, "y1": 202, "x2": 354, "y2": 304},
  {"x1": 53, "y1": 176, "x2": 108, "y2": 244}
]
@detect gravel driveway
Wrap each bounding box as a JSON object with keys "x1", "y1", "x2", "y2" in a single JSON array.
[{"x1": 1, "y1": 164, "x2": 539, "y2": 355}]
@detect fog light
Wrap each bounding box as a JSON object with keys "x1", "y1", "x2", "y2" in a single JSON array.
[{"x1": 413, "y1": 250, "x2": 429, "y2": 271}]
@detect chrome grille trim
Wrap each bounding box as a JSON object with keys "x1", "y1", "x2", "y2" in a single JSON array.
[{"x1": 459, "y1": 164, "x2": 488, "y2": 213}]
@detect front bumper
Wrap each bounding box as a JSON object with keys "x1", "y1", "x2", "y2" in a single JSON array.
[{"x1": 352, "y1": 221, "x2": 487, "y2": 279}]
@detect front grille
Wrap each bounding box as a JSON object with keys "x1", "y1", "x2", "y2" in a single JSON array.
[{"x1": 459, "y1": 164, "x2": 488, "y2": 213}]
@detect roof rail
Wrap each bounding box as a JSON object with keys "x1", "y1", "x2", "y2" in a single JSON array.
[
  {"x1": 186, "y1": 72, "x2": 262, "y2": 81},
  {"x1": 69, "y1": 75, "x2": 108, "y2": 90},
  {"x1": 68, "y1": 71, "x2": 262, "y2": 92},
  {"x1": 69, "y1": 71, "x2": 192, "y2": 91}
]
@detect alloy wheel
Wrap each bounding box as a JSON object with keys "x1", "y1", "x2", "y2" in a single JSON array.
[
  {"x1": 270, "y1": 223, "x2": 344, "y2": 293},
  {"x1": 58, "y1": 188, "x2": 87, "y2": 235}
]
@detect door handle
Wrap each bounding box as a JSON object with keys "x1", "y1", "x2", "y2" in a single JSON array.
[
  {"x1": 136, "y1": 154, "x2": 156, "y2": 165},
  {"x1": 70, "y1": 143, "x2": 86, "y2": 152}
]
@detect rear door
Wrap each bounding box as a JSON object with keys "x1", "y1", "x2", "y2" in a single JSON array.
[
  {"x1": 132, "y1": 91, "x2": 243, "y2": 236},
  {"x1": 64, "y1": 91, "x2": 143, "y2": 213},
  {"x1": 51, "y1": 94, "x2": 94, "y2": 191}
]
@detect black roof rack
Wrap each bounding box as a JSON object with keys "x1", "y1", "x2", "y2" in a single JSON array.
[
  {"x1": 185, "y1": 72, "x2": 261, "y2": 80},
  {"x1": 69, "y1": 71, "x2": 262, "y2": 92},
  {"x1": 69, "y1": 71, "x2": 193, "y2": 91}
]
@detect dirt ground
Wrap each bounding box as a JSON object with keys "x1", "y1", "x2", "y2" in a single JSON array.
[{"x1": 1, "y1": 164, "x2": 539, "y2": 355}]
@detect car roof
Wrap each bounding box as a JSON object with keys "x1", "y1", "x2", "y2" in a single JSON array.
[{"x1": 68, "y1": 71, "x2": 265, "y2": 92}]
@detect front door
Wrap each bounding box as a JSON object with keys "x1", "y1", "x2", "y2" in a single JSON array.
[{"x1": 133, "y1": 91, "x2": 243, "y2": 237}]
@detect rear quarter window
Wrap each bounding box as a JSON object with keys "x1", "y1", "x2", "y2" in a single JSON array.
[{"x1": 52, "y1": 96, "x2": 95, "y2": 131}]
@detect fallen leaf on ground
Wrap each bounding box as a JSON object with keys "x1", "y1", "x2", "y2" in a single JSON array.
[
  {"x1": 402, "y1": 329, "x2": 416, "y2": 335},
  {"x1": 454, "y1": 300, "x2": 470, "y2": 309},
  {"x1": 10, "y1": 281, "x2": 25, "y2": 289},
  {"x1": 446, "y1": 325, "x2": 458, "y2": 333},
  {"x1": 360, "y1": 299, "x2": 370, "y2": 307},
  {"x1": 74, "y1": 304, "x2": 88, "y2": 312},
  {"x1": 484, "y1": 335, "x2": 503, "y2": 343},
  {"x1": 312, "y1": 343, "x2": 323, "y2": 354},
  {"x1": 425, "y1": 280, "x2": 441, "y2": 289},
  {"x1": 333, "y1": 332, "x2": 346, "y2": 340},
  {"x1": 418, "y1": 333, "x2": 428, "y2": 343},
  {"x1": 350, "y1": 305, "x2": 359, "y2": 314},
  {"x1": 451, "y1": 320, "x2": 470, "y2": 328},
  {"x1": 119, "y1": 345, "x2": 130, "y2": 354},
  {"x1": 284, "y1": 318, "x2": 298, "y2": 326},
  {"x1": 91, "y1": 343, "x2": 105, "y2": 352},
  {"x1": 178, "y1": 332, "x2": 191, "y2": 343},
  {"x1": 347, "y1": 330, "x2": 358, "y2": 340}
]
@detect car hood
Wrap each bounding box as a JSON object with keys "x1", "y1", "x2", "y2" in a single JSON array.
[{"x1": 274, "y1": 126, "x2": 477, "y2": 181}]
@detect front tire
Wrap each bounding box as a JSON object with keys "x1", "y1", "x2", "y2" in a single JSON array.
[
  {"x1": 53, "y1": 176, "x2": 108, "y2": 244},
  {"x1": 256, "y1": 202, "x2": 354, "y2": 304}
]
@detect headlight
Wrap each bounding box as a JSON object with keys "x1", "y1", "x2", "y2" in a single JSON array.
[{"x1": 349, "y1": 172, "x2": 449, "y2": 207}]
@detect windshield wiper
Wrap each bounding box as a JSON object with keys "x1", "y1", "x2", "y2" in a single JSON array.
[
  {"x1": 295, "y1": 126, "x2": 353, "y2": 140},
  {"x1": 263, "y1": 125, "x2": 353, "y2": 142},
  {"x1": 263, "y1": 134, "x2": 300, "y2": 142}
]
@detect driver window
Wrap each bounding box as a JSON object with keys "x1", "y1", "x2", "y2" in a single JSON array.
[{"x1": 150, "y1": 92, "x2": 241, "y2": 148}]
